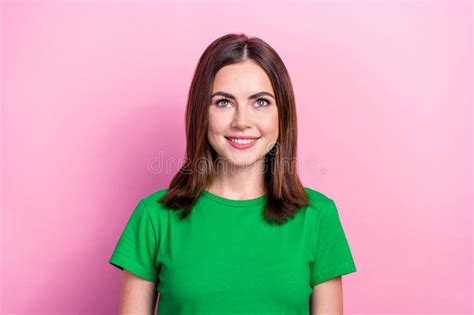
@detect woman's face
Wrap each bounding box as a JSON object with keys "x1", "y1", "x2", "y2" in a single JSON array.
[{"x1": 207, "y1": 60, "x2": 279, "y2": 168}]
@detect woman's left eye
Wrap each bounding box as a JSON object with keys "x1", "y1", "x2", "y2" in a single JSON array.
[{"x1": 256, "y1": 98, "x2": 271, "y2": 107}]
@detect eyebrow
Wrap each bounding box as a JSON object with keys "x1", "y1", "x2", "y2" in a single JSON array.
[{"x1": 210, "y1": 91, "x2": 275, "y2": 100}]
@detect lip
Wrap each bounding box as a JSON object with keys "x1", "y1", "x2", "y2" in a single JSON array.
[
  {"x1": 225, "y1": 135, "x2": 261, "y2": 139},
  {"x1": 225, "y1": 136, "x2": 261, "y2": 150}
]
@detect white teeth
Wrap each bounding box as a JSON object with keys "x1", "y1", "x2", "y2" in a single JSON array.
[{"x1": 228, "y1": 138, "x2": 257, "y2": 144}]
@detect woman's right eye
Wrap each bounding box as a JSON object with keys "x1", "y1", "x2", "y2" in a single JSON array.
[{"x1": 215, "y1": 98, "x2": 231, "y2": 108}]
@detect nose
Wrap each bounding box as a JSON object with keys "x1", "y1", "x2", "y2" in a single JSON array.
[{"x1": 231, "y1": 106, "x2": 252, "y2": 130}]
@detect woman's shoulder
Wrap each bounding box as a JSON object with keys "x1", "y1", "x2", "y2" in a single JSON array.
[
  {"x1": 136, "y1": 187, "x2": 171, "y2": 214},
  {"x1": 303, "y1": 186, "x2": 338, "y2": 215},
  {"x1": 303, "y1": 186, "x2": 334, "y2": 203}
]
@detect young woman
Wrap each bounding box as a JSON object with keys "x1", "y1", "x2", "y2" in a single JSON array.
[{"x1": 109, "y1": 33, "x2": 357, "y2": 315}]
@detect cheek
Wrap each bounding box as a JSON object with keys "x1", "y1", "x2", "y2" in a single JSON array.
[
  {"x1": 207, "y1": 113, "x2": 221, "y2": 133},
  {"x1": 207, "y1": 113, "x2": 229, "y2": 136},
  {"x1": 258, "y1": 113, "x2": 279, "y2": 135},
  {"x1": 209, "y1": 107, "x2": 238, "y2": 123}
]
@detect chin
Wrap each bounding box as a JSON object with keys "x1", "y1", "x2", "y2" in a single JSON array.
[
  {"x1": 213, "y1": 149, "x2": 265, "y2": 168},
  {"x1": 229, "y1": 156, "x2": 263, "y2": 168}
]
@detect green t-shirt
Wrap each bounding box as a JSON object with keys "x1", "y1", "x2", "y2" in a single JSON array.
[{"x1": 109, "y1": 187, "x2": 357, "y2": 314}]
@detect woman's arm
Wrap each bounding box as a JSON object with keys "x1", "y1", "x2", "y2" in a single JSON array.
[
  {"x1": 118, "y1": 270, "x2": 158, "y2": 315},
  {"x1": 310, "y1": 276, "x2": 343, "y2": 315}
]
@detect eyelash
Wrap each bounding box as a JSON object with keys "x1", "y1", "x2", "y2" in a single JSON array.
[{"x1": 214, "y1": 98, "x2": 271, "y2": 108}]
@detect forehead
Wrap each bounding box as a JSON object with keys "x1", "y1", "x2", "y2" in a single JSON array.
[{"x1": 212, "y1": 61, "x2": 274, "y2": 94}]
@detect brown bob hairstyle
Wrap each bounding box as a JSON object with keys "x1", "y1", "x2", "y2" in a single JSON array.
[{"x1": 158, "y1": 33, "x2": 309, "y2": 225}]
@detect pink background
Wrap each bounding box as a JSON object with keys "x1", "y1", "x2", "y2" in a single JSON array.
[{"x1": 1, "y1": 0, "x2": 472, "y2": 314}]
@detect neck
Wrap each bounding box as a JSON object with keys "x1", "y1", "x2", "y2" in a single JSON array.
[{"x1": 206, "y1": 158, "x2": 266, "y2": 200}]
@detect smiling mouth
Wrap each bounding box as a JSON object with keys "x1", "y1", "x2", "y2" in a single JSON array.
[
  {"x1": 225, "y1": 136, "x2": 261, "y2": 142},
  {"x1": 224, "y1": 136, "x2": 261, "y2": 149}
]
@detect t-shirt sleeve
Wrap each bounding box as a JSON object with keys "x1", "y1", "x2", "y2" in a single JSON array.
[
  {"x1": 108, "y1": 199, "x2": 159, "y2": 283},
  {"x1": 309, "y1": 198, "x2": 357, "y2": 287}
]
